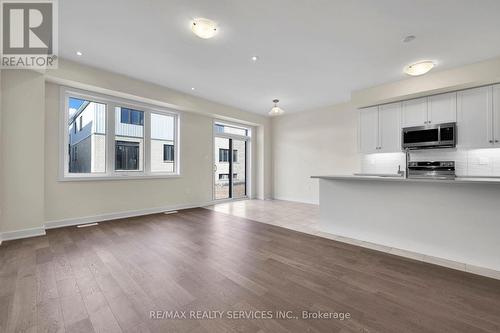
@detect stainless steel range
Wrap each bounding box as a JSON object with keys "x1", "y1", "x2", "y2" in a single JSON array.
[{"x1": 407, "y1": 161, "x2": 456, "y2": 180}]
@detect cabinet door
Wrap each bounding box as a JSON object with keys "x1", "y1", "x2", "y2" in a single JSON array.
[
  {"x1": 379, "y1": 102, "x2": 402, "y2": 152},
  {"x1": 457, "y1": 86, "x2": 493, "y2": 148},
  {"x1": 428, "y1": 92, "x2": 457, "y2": 124},
  {"x1": 359, "y1": 106, "x2": 379, "y2": 153},
  {"x1": 493, "y1": 85, "x2": 500, "y2": 146},
  {"x1": 402, "y1": 97, "x2": 428, "y2": 127}
]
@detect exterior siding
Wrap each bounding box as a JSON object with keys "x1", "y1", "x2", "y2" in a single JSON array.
[
  {"x1": 91, "y1": 134, "x2": 106, "y2": 173},
  {"x1": 151, "y1": 139, "x2": 174, "y2": 172}
]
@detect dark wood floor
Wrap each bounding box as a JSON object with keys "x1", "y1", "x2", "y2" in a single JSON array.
[{"x1": 1, "y1": 208, "x2": 500, "y2": 332}]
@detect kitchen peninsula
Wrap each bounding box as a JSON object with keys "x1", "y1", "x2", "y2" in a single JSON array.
[{"x1": 312, "y1": 175, "x2": 500, "y2": 275}]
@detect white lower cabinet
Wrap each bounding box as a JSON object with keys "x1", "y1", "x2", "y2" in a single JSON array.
[{"x1": 359, "y1": 103, "x2": 401, "y2": 153}]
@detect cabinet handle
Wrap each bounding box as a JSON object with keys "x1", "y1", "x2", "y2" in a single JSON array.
[
  {"x1": 489, "y1": 140, "x2": 494, "y2": 143},
  {"x1": 496, "y1": 140, "x2": 499, "y2": 143}
]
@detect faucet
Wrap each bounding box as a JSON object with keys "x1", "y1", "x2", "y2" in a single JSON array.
[{"x1": 397, "y1": 164, "x2": 404, "y2": 177}]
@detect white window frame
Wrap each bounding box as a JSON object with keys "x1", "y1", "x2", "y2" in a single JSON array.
[{"x1": 59, "y1": 87, "x2": 181, "y2": 181}]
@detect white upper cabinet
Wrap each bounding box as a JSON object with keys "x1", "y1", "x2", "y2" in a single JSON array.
[
  {"x1": 428, "y1": 92, "x2": 457, "y2": 124},
  {"x1": 378, "y1": 102, "x2": 402, "y2": 153},
  {"x1": 402, "y1": 97, "x2": 428, "y2": 127},
  {"x1": 493, "y1": 85, "x2": 500, "y2": 147},
  {"x1": 457, "y1": 86, "x2": 493, "y2": 148},
  {"x1": 359, "y1": 104, "x2": 401, "y2": 153},
  {"x1": 359, "y1": 106, "x2": 379, "y2": 153}
]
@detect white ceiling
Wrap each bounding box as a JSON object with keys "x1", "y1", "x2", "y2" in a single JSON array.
[{"x1": 59, "y1": 0, "x2": 500, "y2": 115}]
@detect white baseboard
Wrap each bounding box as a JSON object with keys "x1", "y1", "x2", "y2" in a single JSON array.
[
  {"x1": 0, "y1": 227, "x2": 46, "y2": 242},
  {"x1": 44, "y1": 201, "x2": 213, "y2": 230},
  {"x1": 311, "y1": 228, "x2": 500, "y2": 281},
  {"x1": 272, "y1": 196, "x2": 319, "y2": 205}
]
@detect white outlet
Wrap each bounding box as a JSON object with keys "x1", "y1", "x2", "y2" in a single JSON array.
[{"x1": 479, "y1": 157, "x2": 489, "y2": 165}]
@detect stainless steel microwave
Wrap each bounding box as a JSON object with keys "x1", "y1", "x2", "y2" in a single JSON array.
[{"x1": 402, "y1": 122, "x2": 456, "y2": 150}]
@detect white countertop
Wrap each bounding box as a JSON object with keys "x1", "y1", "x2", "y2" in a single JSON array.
[{"x1": 311, "y1": 174, "x2": 500, "y2": 184}]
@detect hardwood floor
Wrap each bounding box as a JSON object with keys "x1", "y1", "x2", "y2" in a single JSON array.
[{"x1": 1, "y1": 208, "x2": 500, "y2": 332}]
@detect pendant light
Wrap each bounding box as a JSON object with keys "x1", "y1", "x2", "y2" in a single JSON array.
[{"x1": 269, "y1": 99, "x2": 285, "y2": 116}]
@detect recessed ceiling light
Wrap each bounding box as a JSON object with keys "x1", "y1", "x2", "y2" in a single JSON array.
[
  {"x1": 404, "y1": 60, "x2": 435, "y2": 76},
  {"x1": 402, "y1": 35, "x2": 416, "y2": 43},
  {"x1": 191, "y1": 87, "x2": 195, "y2": 90},
  {"x1": 269, "y1": 99, "x2": 285, "y2": 116},
  {"x1": 251, "y1": 56, "x2": 259, "y2": 62},
  {"x1": 191, "y1": 18, "x2": 218, "y2": 39},
  {"x1": 76, "y1": 51, "x2": 83, "y2": 56}
]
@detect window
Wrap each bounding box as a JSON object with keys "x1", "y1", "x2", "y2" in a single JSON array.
[
  {"x1": 67, "y1": 97, "x2": 106, "y2": 174},
  {"x1": 219, "y1": 148, "x2": 229, "y2": 162},
  {"x1": 214, "y1": 123, "x2": 249, "y2": 137},
  {"x1": 120, "y1": 108, "x2": 144, "y2": 125},
  {"x1": 116, "y1": 141, "x2": 139, "y2": 170},
  {"x1": 151, "y1": 113, "x2": 176, "y2": 172},
  {"x1": 62, "y1": 88, "x2": 179, "y2": 179},
  {"x1": 115, "y1": 107, "x2": 144, "y2": 172},
  {"x1": 232, "y1": 150, "x2": 238, "y2": 163},
  {"x1": 163, "y1": 144, "x2": 174, "y2": 162}
]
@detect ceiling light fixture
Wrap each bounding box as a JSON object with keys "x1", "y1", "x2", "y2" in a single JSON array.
[
  {"x1": 76, "y1": 51, "x2": 83, "y2": 56},
  {"x1": 269, "y1": 99, "x2": 285, "y2": 116},
  {"x1": 251, "y1": 56, "x2": 259, "y2": 62},
  {"x1": 404, "y1": 60, "x2": 435, "y2": 76},
  {"x1": 191, "y1": 87, "x2": 195, "y2": 90},
  {"x1": 402, "y1": 35, "x2": 416, "y2": 43},
  {"x1": 191, "y1": 18, "x2": 218, "y2": 39}
]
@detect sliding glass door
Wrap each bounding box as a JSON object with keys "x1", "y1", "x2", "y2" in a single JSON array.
[{"x1": 213, "y1": 123, "x2": 250, "y2": 200}]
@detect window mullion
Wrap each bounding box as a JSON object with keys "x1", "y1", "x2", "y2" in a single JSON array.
[
  {"x1": 144, "y1": 110, "x2": 151, "y2": 175},
  {"x1": 107, "y1": 102, "x2": 116, "y2": 177}
]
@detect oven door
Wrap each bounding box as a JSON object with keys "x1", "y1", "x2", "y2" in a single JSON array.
[{"x1": 402, "y1": 126, "x2": 440, "y2": 149}]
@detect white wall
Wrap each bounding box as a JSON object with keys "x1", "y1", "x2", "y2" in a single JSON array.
[
  {"x1": 272, "y1": 103, "x2": 360, "y2": 204},
  {"x1": 45, "y1": 83, "x2": 215, "y2": 221},
  {"x1": 0, "y1": 70, "x2": 3, "y2": 234},
  {"x1": 352, "y1": 56, "x2": 500, "y2": 108},
  {"x1": 0, "y1": 61, "x2": 272, "y2": 235},
  {"x1": 1, "y1": 70, "x2": 45, "y2": 233}
]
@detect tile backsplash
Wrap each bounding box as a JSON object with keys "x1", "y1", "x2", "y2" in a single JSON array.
[{"x1": 361, "y1": 148, "x2": 500, "y2": 177}]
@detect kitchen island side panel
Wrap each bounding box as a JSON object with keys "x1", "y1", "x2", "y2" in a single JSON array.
[{"x1": 318, "y1": 178, "x2": 500, "y2": 271}]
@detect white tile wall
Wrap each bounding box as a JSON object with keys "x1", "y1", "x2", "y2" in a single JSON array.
[
  {"x1": 361, "y1": 153, "x2": 405, "y2": 174},
  {"x1": 361, "y1": 148, "x2": 500, "y2": 177}
]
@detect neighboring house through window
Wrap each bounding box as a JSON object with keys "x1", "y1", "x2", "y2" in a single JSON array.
[
  {"x1": 63, "y1": 88, "x2": 179, "y2": 179},
  {"x1": 115, "y1": 141, "x2": 140, "y2": 170},
  {"x1": 219, "y1": 148, "x2": 229, "y2": 162},
  {"x1": 163, "y1": 144, "x2": 174, "y2": 162},
  {"x1": 120, "y1": 108, "x2": 144, "y2": 125}
]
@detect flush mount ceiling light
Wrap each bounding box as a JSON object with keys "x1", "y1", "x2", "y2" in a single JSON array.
[
  {"x1": 191, "y1": 18, "x2": 218, "y2": 39},
  {"x1": 404, "y1": 60, "x2": 435, "y2": 76},
  {"x1": 269, "y1": 99, "x2": 285, "y2": 116},
  {"x1": 251, "y1": 55, "x2": 259, "y2": 62},
  {"x1": 402, "y1": 35, "x2": 416, "y2": 43},
  {"x1": 76, "y1": 51, "x2": 83, "y2": 56}
]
